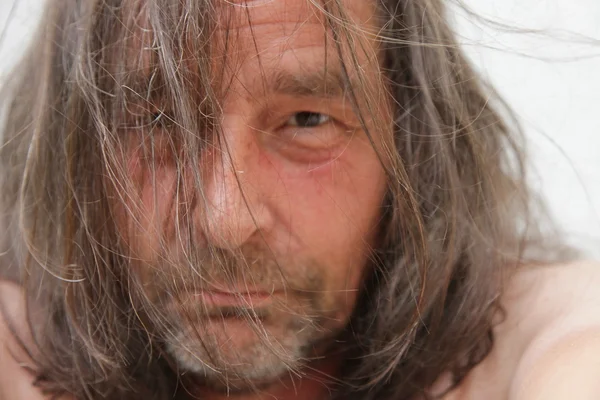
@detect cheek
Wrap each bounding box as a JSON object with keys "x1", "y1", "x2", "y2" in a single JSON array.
[
  {"x1": 269, "y1": 141, "x2": 387, "y2": 289},
  {"x1": 119, "y1": 155, "x2": 180, "y2": 261}
]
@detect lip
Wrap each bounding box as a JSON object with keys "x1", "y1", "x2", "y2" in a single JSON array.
[{"x1": 195, "y1": 289, "x2": 280, "y2": 308}]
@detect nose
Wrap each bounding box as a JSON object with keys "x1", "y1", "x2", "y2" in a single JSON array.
[{"x1": 200, "y1": 119, "x2": 272, "y2": 250}]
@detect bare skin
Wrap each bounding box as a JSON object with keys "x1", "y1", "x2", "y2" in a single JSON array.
[
  {"x1": 117, "y1": 0, "x2": 387, "y2": 391},
  {"x1": 2, "y1": 0, "x2": 600, "y2": 399},
  {"x1": 441, "y1": 260, "x2": 600, "y2": 400},
  {"x1": 3, "y1": 261, "x2": 600, "y2": 399}
]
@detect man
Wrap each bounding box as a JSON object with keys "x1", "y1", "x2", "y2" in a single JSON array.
[{"x1": 0, "y1": 0, "x2": 599, "y2": 399}]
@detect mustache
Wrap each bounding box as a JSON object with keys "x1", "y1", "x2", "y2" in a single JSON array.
[{"x1": 139, "y1": 245, "x2": 319, "y2": 300}]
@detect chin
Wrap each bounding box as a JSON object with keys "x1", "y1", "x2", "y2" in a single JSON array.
[{"x1": 163, "y1": 313, "x2": 324, "y2": 391}]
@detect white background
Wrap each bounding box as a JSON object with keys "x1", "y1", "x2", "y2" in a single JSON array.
[{"x1": 1, "y1": 0, "x2": 599, "y2": 259}]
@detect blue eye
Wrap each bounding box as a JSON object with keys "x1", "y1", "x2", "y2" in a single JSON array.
[{"x1": 287, "y1": 112, "x2": 331, "y2": 128}]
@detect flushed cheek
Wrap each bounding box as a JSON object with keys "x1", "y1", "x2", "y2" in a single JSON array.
[
  {"x1": 121, "y1": 155, "x2": 180, "y2": 260},
  {"x1": 281, "y1": 158, "x2": 385, "y2": 240},
  {"x1": 267, "y1": 150, "x2": 386, "y2": 291}
]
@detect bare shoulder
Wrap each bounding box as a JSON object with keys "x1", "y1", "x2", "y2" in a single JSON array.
[
  {"x1": 0, "y1": 280, "x2": 48, "y2": 400},
  {"x1": 502, "y1": 260, "x2": 600, "y2": 351},
  {"x1": 504, "y1": 260, "x2": 600, "y2": 399},
  {"x1": 444, "y1": 260, "x2": 600, "y2": 400}
]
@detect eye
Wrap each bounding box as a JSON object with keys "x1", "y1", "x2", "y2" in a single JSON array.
[
  {"x1": 286, "y1": 112, "x2": 331, "y2": 128},
  {"x1": 144, "y1": 110, "x2": 174, "y2": 130},
  {"x1": 275, "y1": 109, "x2": 351, "y2": 157},
  {"x1": 122, "y1": 108, "x2": 174, "y2": 132}
]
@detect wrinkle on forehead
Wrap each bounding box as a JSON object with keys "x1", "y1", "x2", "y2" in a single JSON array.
[
  {"x1": 215, "y1": 0, "x2": 378, "y2": 32},
  {"x1": 211, "y1": 0, "x2": 382, "y2": 83},
  {"x1": 115, "y1": 0, "x2": 387, "y2": 127},
  {"x1": 119, "y1": 0, "x2": 381, "y2": 77}
]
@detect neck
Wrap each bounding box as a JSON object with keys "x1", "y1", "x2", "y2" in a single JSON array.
[{"x1": 195, "y1": 357, "x2": 342, "y2": 400}]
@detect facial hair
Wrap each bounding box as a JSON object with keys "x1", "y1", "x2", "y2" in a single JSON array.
[{"x1": 128, "y1": 244, "x2": 350, "y2": 392}]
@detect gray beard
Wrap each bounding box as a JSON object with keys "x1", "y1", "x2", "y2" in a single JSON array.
[{"x1": 163, "y1": 310, "x2": 330, "y2": 392}]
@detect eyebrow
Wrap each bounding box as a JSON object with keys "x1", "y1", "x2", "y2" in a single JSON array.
[
  {"x1": 267, "y1": 68, "x2": 356, "y2": 99},
  {"x1": 124, "y1": 65, "x2": 360, "y2": 104}
]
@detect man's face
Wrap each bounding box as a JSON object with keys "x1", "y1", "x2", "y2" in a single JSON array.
[{"x1": 120, "y1": 0, "x2": 388, "y2": 390}]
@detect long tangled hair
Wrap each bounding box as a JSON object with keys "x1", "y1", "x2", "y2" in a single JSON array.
[{"x1": 0, "y1": 0, "x2": 557, "y2": 399}]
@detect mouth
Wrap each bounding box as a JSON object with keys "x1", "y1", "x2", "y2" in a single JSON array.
[{"x1": 195, "y1": 289, "x2": 281, "y2": 309}]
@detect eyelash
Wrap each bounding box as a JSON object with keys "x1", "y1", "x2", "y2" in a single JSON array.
[
  {"x1": 123, "y1": 110, "x2": 174, "y2": 132},
  {"x1": 135, "y1": 110, "x2": 332, "y2": 130},
  {"x1": 276, "y1": 109, "x2": 352, "y2": 155},
  {"x1": 133, "y1": 108, "x2": 343, "y2": 149},
  {"x1": 286, "y1": 112, "x2": 331, "y2": 128},
  {"x1": 128, "y1": 108, "x2": 347, "y2": 164},
  {"x1": 145, "y1": 110, "x2": 174, "y2": 129}
]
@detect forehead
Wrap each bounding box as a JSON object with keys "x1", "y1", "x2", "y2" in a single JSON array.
[
  {"x1": 215, "y1": 1, "x2": 382, "y2": 105},
  {"x1": 214, "y1": 0, "x2": 379, "y2": 61},
  {"x1": 123, "y1": 0, "x2": 381, "y2": 88},
  {"x1": 217, "y1": 0, "x2": 377, "y2": 31}
]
